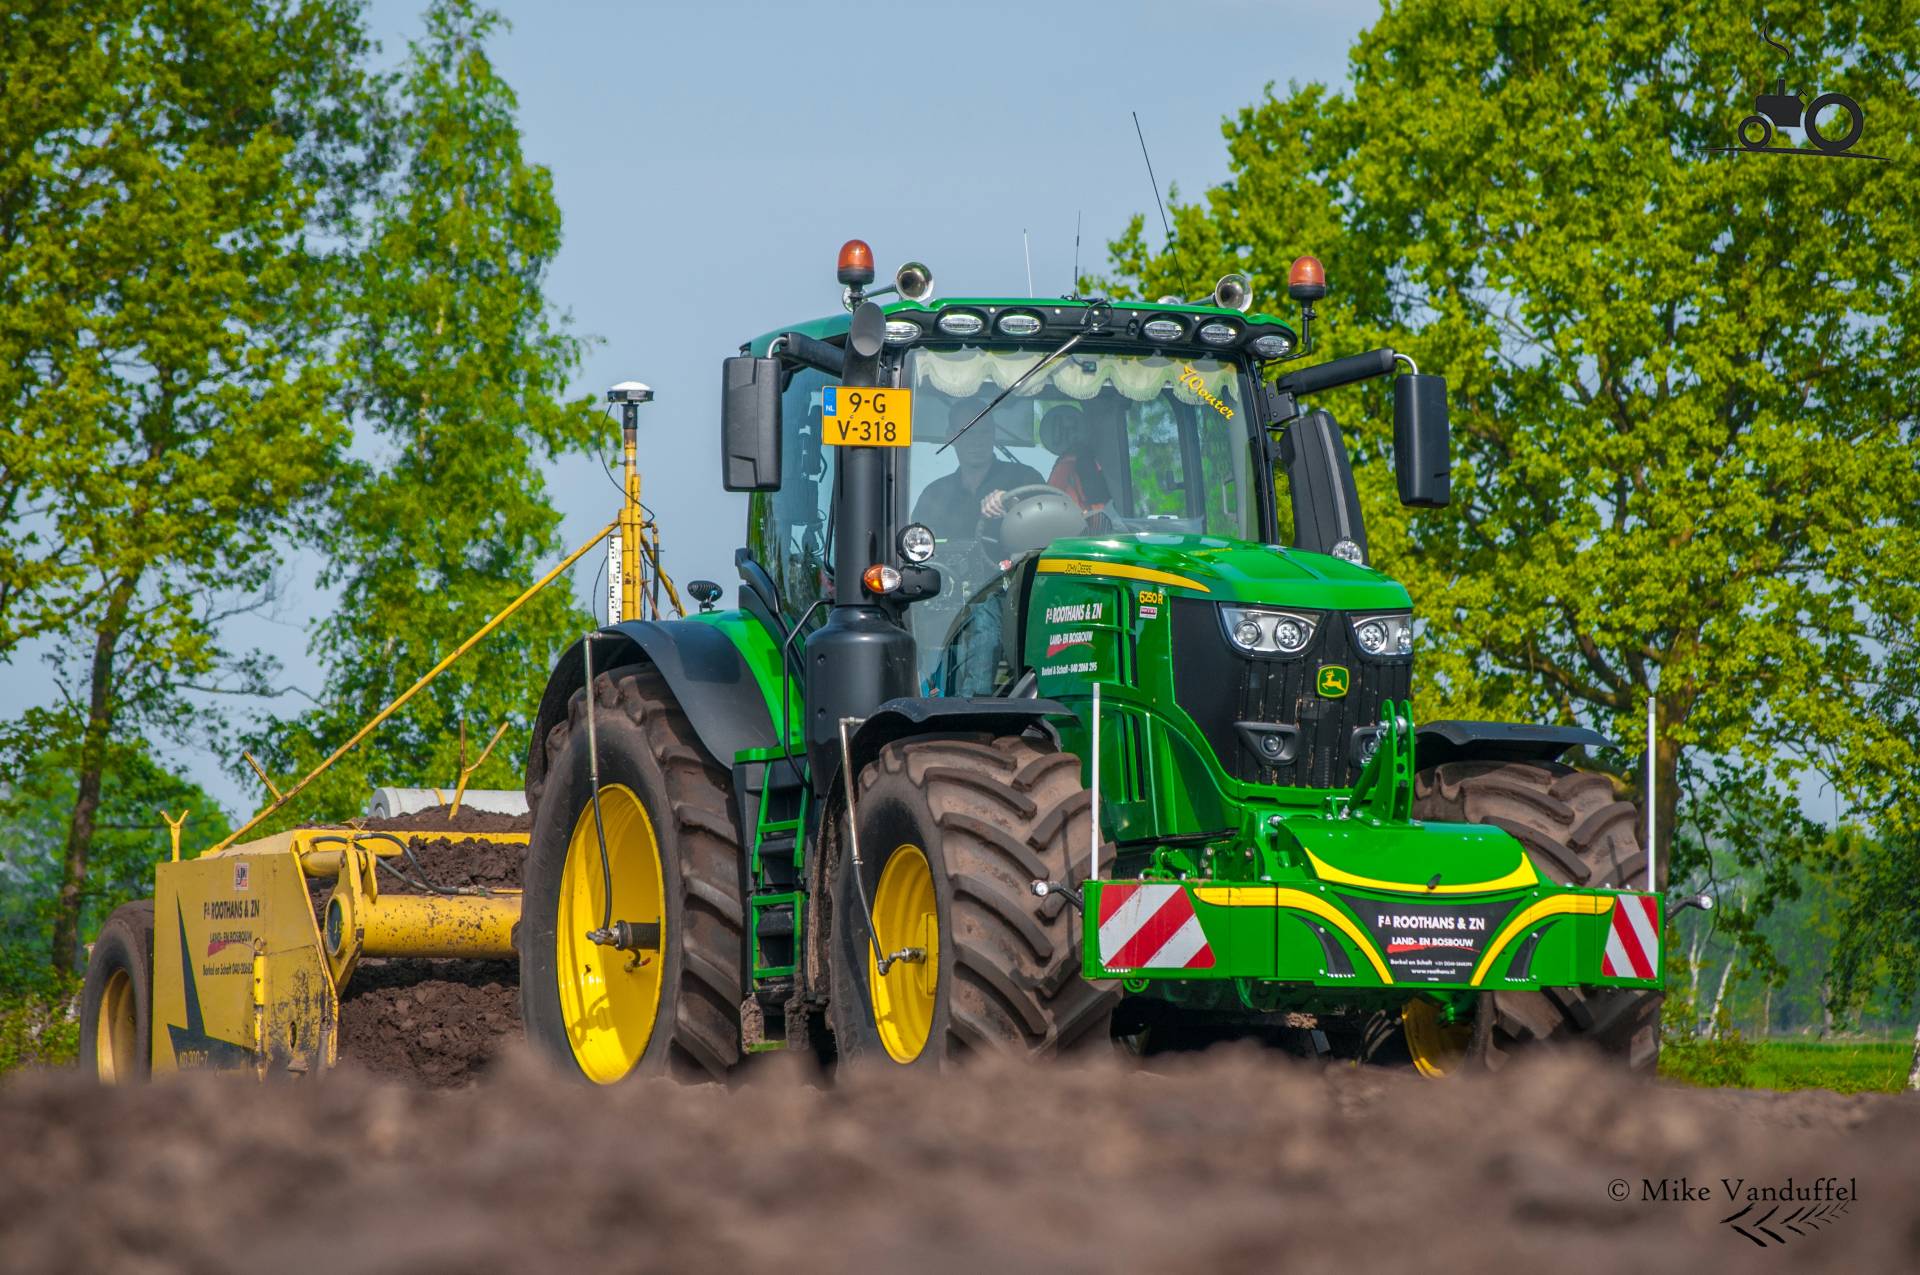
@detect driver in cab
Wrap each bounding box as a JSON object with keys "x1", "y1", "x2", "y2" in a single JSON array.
[{"x1": 910, "y1": 401, "x2": 1043, "y2": 539}]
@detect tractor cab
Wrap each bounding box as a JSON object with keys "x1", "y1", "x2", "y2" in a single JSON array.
[{"x1": 735, "y1": 277, "x2": 1308, "y2": 695}]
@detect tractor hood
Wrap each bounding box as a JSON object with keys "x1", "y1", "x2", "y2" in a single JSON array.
[{"x1": 1038, "y1": 534, "x2": 1411, "y2": 612}]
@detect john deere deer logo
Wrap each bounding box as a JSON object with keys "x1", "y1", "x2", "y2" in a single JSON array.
[
  {"x1": 1316, "y1": 665, "x2": 1350, "y2": 698},
  {"x1": 1711, "y1": 22, "x2": 1887, "y2": 162}
]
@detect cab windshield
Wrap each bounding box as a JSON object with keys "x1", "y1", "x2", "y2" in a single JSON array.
[
  {"x1": 899, "y1": 345, "x2": 1253, "y2": 687},
  {"x1": 900, "y1": 347, "x2": 1252, "y2": 586}
]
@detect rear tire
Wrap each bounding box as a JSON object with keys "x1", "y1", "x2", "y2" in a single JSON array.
[
  {"x1": 521, "y1": 664, "x2": 745, "y2": 1084},
  {"x1": 80, "y1": 901, "x2": 154, "y2": 1083},
  {"x1": 829, "y1": 735, "x2": 1118, "y2": 1068},
  {"x1": 1413, "y1": 760, "x2": 1661, "y2": 1073}
]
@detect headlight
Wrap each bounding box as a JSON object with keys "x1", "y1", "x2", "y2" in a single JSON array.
[
  {"x1": 1222, "y1": 606, "x2": 1318, "y2": 655},
  {"x1": 898, "y1": 522, "x2": 935, "y2": 563},
  {"x1": 1351, "y1": 613, "x2": 1414, "y2": 657},
  {"x1": 1330, "y1": 538, "x2": 1365, "y2": 565},
  {"x1": 883, "y1": 319, "x2": 921, "y2": 345}
]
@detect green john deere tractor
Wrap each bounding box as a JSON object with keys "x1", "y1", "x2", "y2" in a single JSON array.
[{"x1": 516, "y1": 240, "x2": 1667, "y2": 1082}]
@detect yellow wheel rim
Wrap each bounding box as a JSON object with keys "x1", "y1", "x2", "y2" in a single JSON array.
[
  {"x1": 1402, "y1": 998, "x2": 1472, "y2": 1078},
  {"x1": 868, "y1": 844, "x2": 939, "y2": 1064},
  {"x1": 557, "y1": 785, "x2": 666, "y2": 1084},
  {"x1": 94, "y1": 967, "x2": 138, "y2": 1082}
]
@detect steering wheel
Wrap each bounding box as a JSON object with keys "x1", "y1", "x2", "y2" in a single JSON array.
[{"x1": 976, "y1": 483, "x2": 1089, "y2": 559}]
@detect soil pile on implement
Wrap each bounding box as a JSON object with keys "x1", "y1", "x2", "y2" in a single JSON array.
[
  {"x1": 4, "y1": 1048, "x2": 1914, "y2": 1272},
  {"x1": 334, "y1": 960, "x2": 520, "y2": 1087},
  {"x1": 322, "y1": 805, "x2": 529, "y2": 1086}
]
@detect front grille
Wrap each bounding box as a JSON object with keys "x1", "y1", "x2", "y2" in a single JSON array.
[{"x1": 1171, "y1": 599, "x2": 1413, "y2": 788}]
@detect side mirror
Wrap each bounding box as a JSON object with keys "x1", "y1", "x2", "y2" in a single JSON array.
[
  {"x1": 721, "y1": 356, "x2": 781, "y2": 492},
  {"x1": 1392, "y1": 373, "x2": 1450, "y2": 508}
]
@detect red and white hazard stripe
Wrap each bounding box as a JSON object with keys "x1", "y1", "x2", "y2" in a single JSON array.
[
  {"x1": 1601, "y1": 893, "x2": 1660, "y2": 980},
  {"x1": 1096, "y1": 883, "x2": 1215, "y2": 970}
]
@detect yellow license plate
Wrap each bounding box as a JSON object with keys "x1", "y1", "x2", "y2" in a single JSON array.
[{"x1": 822, "y1": 386, "x2": 912, "y2": 447}]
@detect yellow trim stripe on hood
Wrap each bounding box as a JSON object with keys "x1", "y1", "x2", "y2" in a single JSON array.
[{"x1": 1036, "y1": 558, "x2": 1210, "y2": 594}]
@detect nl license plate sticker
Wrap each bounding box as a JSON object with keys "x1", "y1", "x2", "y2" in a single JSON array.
[{"x1": 822, "y1": 386, "x2": 912, "y2": 446}]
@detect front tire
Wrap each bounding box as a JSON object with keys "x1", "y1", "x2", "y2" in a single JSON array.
[
  {"x1": 80, "y1": 901, "x2": 154, "y2": 1083},
  {"x1": 1413, "y1": 760, "x2": 1661, "y2": 1073},
  {"x1": 521, "y1": 664, "x2": 745, "y2": 1084},
  {"x1": 829, "y1": 735, "x2": 1118, "y2": 1069}
]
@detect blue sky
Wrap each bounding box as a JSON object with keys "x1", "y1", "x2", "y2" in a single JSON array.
[
  {"x1": 400, "y1": 0, "x2": 1377, "y2": 603},
  {"x1": 3, "y1": 1, "x2": 1381, "y2": 817}
]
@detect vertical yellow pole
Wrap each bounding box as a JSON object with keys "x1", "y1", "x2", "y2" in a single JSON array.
[{"x1": 621, "y1": 413, "x2": 643, "y2": 621}]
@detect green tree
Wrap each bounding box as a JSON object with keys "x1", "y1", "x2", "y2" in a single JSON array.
[
  {"x1": 245, "y1": 0, "x2": 599, "y2": 824},
  {"x1": 0, "y1": 0, "x2": 379, "y2": 969},
  {"x1": 1830, "y1": 624, "x2": 1920, "y2": 1086},
  {"x1": 0, "y1": 726, "x2": 230, "y2": 954},
  {"x1": 1099, "y1": 0, "x2": 1920, "y2": 908}
]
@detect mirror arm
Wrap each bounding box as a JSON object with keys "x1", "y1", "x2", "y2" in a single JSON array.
[{"x1": 775, "y1": 331, "x2": 846, "y2": 378}]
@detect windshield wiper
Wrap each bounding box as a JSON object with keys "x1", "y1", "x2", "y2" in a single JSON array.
[{"x1": 937, "y1": 301, "x2": 1112, "y2": 454}]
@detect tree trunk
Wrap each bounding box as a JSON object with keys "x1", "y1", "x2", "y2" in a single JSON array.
[
  {"x1": 1819, "y1": 978, "x2": 1834, "y2": 1039},
  {"x1": 1706, "y1": 955, "x2": 1735, "y2": 1040},
  {"x1": 49, "y1": 580, "x2": 134, "y2": 973},
  {"x1": 1907, "y1": 1017, "x2": 1919, "y2": 1092},
  {"x1": 1762, "y1": 982, "x2": 1772, "y2": 1039},
  {"x1": 1687, "y1": 929, "x2": 1704, "y2": 1004}
]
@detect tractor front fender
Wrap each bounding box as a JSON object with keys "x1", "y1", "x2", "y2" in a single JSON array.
[
  {"x1": 526, "y1": 619, "x2": 779, "y2": 802},
  {"x1": 1413, "y1": 720, "x2": 1612, "y2": 771},
  {"x1": 841, "y1": 696, "x2": 1069, "y2": 790}
]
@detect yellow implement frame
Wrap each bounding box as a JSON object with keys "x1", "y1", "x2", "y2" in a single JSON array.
[
  {"x1": 140, "y1": 408, "x2": 684, "y2": 1078},
  {"x1": 153, "y1": 824, "x2": 530, "y2": 1076}
]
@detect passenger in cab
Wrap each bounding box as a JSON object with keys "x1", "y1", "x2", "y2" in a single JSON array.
[{"x1": 1038, "y1": 403, "x2": 1111, "y2": 515}]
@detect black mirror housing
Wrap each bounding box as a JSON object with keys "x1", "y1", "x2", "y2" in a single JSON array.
[
  {"x1": 1392, "y1": 372, "x2": 1450, "y2": 508},
  {"x1": 721, "y1": 356, "x2": 782, "y2": 492}
]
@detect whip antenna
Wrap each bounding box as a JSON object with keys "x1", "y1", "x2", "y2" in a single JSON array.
[
  {"x1": 1072, "y1": 209, "x2": 1082, "y2": 294},
  {"x1": 1133, "y1": 111, "x2": 1171, "y2": 243}
]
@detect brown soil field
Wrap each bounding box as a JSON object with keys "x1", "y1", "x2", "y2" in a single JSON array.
[
  {"x1": 2, "y1": 1048, "x2": 1913, "y2": 1273},
  {"x1": 28, "y1": 805, "x2": 1904, "y2": 1269}
]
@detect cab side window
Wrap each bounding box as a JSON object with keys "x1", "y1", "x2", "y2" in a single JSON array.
[{"x1": 751, "y1": 366, "x2": 838, "y2": 621}]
